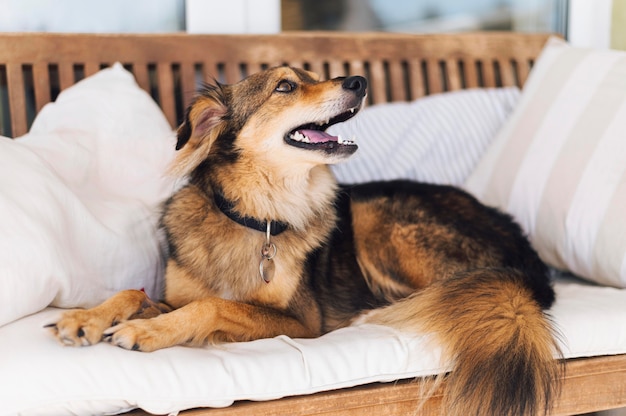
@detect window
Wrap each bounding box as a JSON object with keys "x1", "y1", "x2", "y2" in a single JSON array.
[{"x1": 282, "y1": 0, "x2": 568, "y2": 37}]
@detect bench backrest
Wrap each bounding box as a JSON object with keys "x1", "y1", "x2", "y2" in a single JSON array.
[{"x1": 0, "y1": 32, "x2": 551, "y2": 137}]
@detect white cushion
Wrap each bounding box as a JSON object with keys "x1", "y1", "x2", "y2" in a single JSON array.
[
  {"x1": 0, "y1": 64, "x2": 177, "y2": 327},
  {"x1": 465, "y1": 37, "x2": 626, "y2": 288},
  {"x1": 2, "y1": 276, "x2": 626, "y2": 415},
  {"x1": 329, "y1": 87, "x2": 520, "y2": 186}
]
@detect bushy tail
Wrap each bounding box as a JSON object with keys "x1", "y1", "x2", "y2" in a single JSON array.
[{"x1": 364, "y1": 268, "x2": 563, "y2": 416}]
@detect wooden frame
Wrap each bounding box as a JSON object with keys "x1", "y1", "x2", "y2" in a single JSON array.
[
  {"x1": 149, "y1": 355, "x2": 625, "y2": 416},
  {"x1": 1, "y1": 32, "x2": 624, "y2": 415},
  {"x1": 1, "y1": 31, "x2": 547, "y2": 137}
]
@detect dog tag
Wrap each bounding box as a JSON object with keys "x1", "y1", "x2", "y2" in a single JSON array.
[
  {"x1": 259, "y1": 257, "x2": 275, "y2": 283},
  {"x1": 259, "y1": 243, "x2": 277, "y2": 284}
]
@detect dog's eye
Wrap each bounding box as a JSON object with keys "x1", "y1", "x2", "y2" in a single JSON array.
[{"x1": 275, "y1": 80, "x2": 296, "y2": 93}]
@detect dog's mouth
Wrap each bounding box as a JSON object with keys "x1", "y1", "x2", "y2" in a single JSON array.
[{"x1": 285, "y1": 106, "x2": 360, "y2": 154}]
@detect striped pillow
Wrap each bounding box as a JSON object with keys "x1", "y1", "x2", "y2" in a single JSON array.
[
  {"x1": 329, "y1": 87, "x2": 520, "y2": 186},
  {"x1": 465, "y1": 37, "x2": 626, "y2": 288}
]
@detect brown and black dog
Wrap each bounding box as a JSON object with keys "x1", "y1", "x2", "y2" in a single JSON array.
[{"x1": 49, "y1": 66, "x2": 561, "y2": 416}]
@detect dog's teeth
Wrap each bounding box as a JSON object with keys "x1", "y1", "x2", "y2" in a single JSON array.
[
  {"x1": 291, "y1": 131, "x2": 310, "y2": 143},
  {"x1": 338, "y1": 134, "x2": 356, "y2": 145},
  {"x1": 349, "y1": 108, "x2": 355, "y2": 114},
  {"x1": 338, "y1": 135, "x2": 353, "y2": 145},
  {"x1": 314, "y1": 119, "x2": 329, "y2": 126}
]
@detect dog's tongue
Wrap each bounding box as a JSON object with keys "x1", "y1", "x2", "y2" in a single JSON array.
[{"x1": 299, "y1": 129, "x2": 337, "y2": 143}]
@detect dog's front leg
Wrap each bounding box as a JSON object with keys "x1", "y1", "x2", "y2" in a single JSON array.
[
  {"x1": 103, "y1": 296, "x2": 317, "y2": 352},
  {"x1": 47, "y1": 289, "x2": 171, "y2": 347}
]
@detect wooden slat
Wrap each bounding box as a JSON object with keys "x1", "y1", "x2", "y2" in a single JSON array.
[
  {"x1": 463, "y1": 58, "x2": 479, "y2": 89},
  {"x1": 5, "y1": 63, "x2": 27, "y2": 137},
  {"x1": 498, "y1": 58, "x2": 516, "y2": 87},
  {"x1": 132, "y1": 63, "x2": 150, "y2": 94},
  {"x1": 156, "y1": 62, "x2": 176, "y2": 127},
  {"x1": 199, "y1": 61, "x2": 217, "y2": 84},
  {"x1": 517, "y1": 58, "x2": 533, "y2": 87},
  {"x1": 179, "y1": 62, "x2": 196, "y2": 110},
  {"x1": 445, "y1": 58, "x2": 462, "y2": 91},
  {"x1": 223, "y1": 62, "x2": 241, "y2": 84},
  {"x1": 238, "y1": 63, "x2": 252, "y2": 77},
  {"x1": 367, "y1": 60, "x2": 386, "y2": 104},
  {"x1": 57, "y1": 62, "x2": 75, "y2": 92},
  {"x1": 327, "y1": 60, "x2": 345, "y2": 79},
  {"x1": 481, "y1": 59, "x2": 497, "y2": 88},
  {"x1": 32, "y1": 62, "x2": 51, "y2": 113},
  {"x1": 387, "y1": 60, "x2": 406, "y2": 101},
  {"x1": 425, "y1": 59, "x2": 442, "y2": 94},
  {"x1": 406, "y1": 58, "x2": 426, "y2": 100},
  {"x1": 306, "y1": 61, "x2": 325, "y2": 80},
  {"x1": 285, "y1": 61, "x2": 304, "y2": 71},
  {"x1": 83, "y1": 62, "x2": 101, "y2": 78},
  {"x1": 348, "y1": 60, "x2": 365, "y2": 78}
]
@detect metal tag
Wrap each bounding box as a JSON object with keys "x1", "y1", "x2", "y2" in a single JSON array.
[
  {"x1": 259, "y1": 257, "x2": 275, "y2": 283},
  {"x1": 259, "y1": 242, "x2": 277, "y2": 284}
]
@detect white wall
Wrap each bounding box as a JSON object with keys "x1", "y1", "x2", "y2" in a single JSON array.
[
  {"x1": 185, "y1": 0, "x2": 280, "y2": 34},
  {"x1": 568, "y1": 0, "x2": 614, "y2": 48}
]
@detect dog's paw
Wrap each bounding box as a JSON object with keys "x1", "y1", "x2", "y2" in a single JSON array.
[
  {"x1": 103, "y1": 318, "x2": 172, "y2": 352},
  {"x1": 45, "y1": 309, "x2": 114, "y2": 347}
]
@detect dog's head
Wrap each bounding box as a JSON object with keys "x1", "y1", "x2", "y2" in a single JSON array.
[{"x1": 171, "y1": 66, "x2": 366, "y2": 177}]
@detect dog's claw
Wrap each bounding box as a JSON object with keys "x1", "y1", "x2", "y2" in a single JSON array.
[
  {"x1": 102, "y1": 327, "x2": 115, "y2": 337},
  {"x1": 101, "y1": 319, "x2": 172, "y2": 352},
  {"x1": 48, "y1": 309, "x2": 113, "y2": 347}
]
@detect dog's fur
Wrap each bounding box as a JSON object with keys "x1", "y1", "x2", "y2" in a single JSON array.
[{"x1": 49, "y1": 66, "x2": 562, "y2": 416}]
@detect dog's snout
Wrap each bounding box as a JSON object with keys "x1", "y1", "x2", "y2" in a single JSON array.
[{"x1": 342, "y1": 76, "x2": 367, "y2": 98}]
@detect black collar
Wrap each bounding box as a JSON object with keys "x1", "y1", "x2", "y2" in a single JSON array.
[{"x1": 213, "y1": 191, "x2": 289, "y2": 236}]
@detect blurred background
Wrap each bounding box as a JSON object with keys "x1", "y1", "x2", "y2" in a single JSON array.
[
  {"x1": 0, "y1": 0, "x2": 568, "y2": 37},
  {"x1": 0, "y1": 0, "x2": 620, "y2": 49},
  {"x1": 0, "y1": 0, "x2": 621, "y2": 48},
  {"x1": 282, "y1": 0, "x2": 568, "y2": 35},
  {"x1": 0, "y1": 3, "x2": 625, "y2": 414}
]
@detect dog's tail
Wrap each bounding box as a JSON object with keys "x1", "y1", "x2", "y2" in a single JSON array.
[{"x1": 363, "y1": 268, "x2": 562, "y2": 416}]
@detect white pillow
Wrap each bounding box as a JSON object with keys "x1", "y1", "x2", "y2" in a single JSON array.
[
  {"x1": 0, "y1": 64, "x2": 177, "y2": 327},
  {"x1": 329, "y1": 87, "x2": 520, "y2": 186},
  {"x1": 465, "y1": 37, "x2": 626, "y2": 288}
]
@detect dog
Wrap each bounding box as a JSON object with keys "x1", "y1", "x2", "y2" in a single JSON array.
[{"x1": 48, "y1": 66, "x2": 562, "y2": 416}]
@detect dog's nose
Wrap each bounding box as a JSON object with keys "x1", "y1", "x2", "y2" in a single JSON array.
[{"x1": 342, "y1": 76, "x2": 367, "y2": 98}]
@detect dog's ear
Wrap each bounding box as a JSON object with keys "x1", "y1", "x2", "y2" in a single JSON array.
[
  {"x1": 170, "y1": 84, "x2": 228, "y2": 176},
  {"x1": 175, "y1": 100, "x2": 225, "y2": 150}
]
